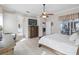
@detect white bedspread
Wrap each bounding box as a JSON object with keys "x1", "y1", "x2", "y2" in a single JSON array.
[{"x1": 39, "y1": 33, "x2": 78, "y2": 55}]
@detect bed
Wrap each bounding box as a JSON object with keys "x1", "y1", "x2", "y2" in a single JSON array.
[{"x1": 39, "y1": 33, "x2": 79, "y2": 55}]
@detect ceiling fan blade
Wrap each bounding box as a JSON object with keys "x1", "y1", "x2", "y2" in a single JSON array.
[{"x1": 48, "y1": 13, "x2": 54, "y2": 15}]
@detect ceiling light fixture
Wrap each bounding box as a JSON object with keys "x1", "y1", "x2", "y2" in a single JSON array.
[
  {"x1": 41, "y1": 4, "x2": 48, "y2": 18},
  {"x1": 41, "y1": 4, "x2": 53, "y2": 19}
]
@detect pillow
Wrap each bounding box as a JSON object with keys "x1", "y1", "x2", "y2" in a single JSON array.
[{"x1": 69, "y1": 33, "x2": 78, "y2": 42}]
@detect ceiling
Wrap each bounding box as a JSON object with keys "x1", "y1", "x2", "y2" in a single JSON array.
[{"x1": 1, "y1": 4, "x2": 79, "y2": 17}]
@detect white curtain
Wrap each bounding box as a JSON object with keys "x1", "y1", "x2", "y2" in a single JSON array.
[{"x1": 59, "y1": 13, "x2": 79, "y2": 20}]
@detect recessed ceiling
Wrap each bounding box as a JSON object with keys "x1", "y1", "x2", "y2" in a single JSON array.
[{"x1": 1, "y1": 4, "x2": 79, "y2": 16}]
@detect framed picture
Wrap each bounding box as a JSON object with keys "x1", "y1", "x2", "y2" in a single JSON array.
[{"x1": 28, "y1": 19, "x2": 37, "y2": 26}]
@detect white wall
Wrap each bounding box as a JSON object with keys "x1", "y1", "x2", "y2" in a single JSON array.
[
  {"x1": 51, "y1": 15, "x2": 60, "y2": 33},
  {"x1": 3, "y1": 12, "x2": 17, "y2": 33},
  {"x1": 23, "y1": 17, "x2": 29, "y2": 39},
  {"x1": 44, "y1": 16, "x2": 60, "y2": 35},
  {"x1": 37, "y1": 15, "x2": 60, "y2": 35},
  {"x1": 46, "y1": 19, "x2": 52, "y2": 35},
  {"x1": 16, "y1": 15, "x2": 24, "y2": 33},
  {"x1": 37, "y1": 17, "x2": 43, "y2": 37},
  {"x1": 37, "y1": 16, "x2": 54, "y2": 36}
]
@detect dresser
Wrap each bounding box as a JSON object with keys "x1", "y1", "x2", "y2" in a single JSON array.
[
  {"x1": 28, "y1": 19, "x2": 38, "y2": 38},
  {"x1": 29, "y1": 26, "x2": 38, "y2": 38}
]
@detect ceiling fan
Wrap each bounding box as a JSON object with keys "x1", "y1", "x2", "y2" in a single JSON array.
[{"x1": 41, "y1": 4, "x2": 54, "y2": 18}]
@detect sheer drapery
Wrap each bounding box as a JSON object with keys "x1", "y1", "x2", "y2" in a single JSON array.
[
  {"x1": 59, "y1": 13, "x2": 79, "y2": 20},
  {"x1": 59, "y1": 13, "x2": 79, "y2": 35}
]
